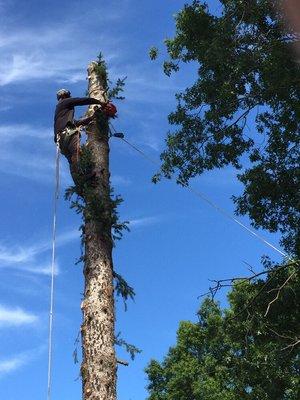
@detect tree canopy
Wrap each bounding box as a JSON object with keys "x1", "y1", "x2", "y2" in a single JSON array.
[
  {"x1": 146, "y1": 2, "x2": 300, "y2": 397},
  {"x1": 146, "y1": 262, "x2": 300, "y2": 400},
  {"x1": 151, "y1": 0, "x2": 300, "y2": 257}
]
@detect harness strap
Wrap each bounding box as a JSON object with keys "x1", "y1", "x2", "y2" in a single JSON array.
[{"x1": 57, "y1": 127, "x2": 82, "y2": 165}]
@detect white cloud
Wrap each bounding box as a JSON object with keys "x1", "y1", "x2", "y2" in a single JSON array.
[
  {"x1": 0, "y1": 245, "x2": 35, "y2": 264},
  {"x1": 0, "y1": 124, "x2": 89, "y2": 186},
  {"x1": 0, "y1": 123, "x2": 56, "y2": 183},
  {"x1": 21, "y1": 262, "x2": 60, "y2": 277},
  {"x1": 0, "y1": 229, "x2": 79, "y2": 264},
  {"x1": 0, "y1": 229, "x2": 78, "y2": 275},
  {"x1": 0, "y1": 124, "x2": 51, "y2": 142},
  {"x1": 129, "y1": 216, "x2": 160, "y2": 228},
  {"x1": 0, "y1": 10, "x2": 180, "y2": 107},
  {"x1": 0, "y1": 22, "x2": 119, "y2": 86},
  {"x1": 0, "y1": 346, "x2": 45, "y2": 376},
  {"x1": 136, "y1": 131, "x2": 162, "y2": 152},
  {"x1": 111, "y1": 174, "x2": 132, "y2": 186},
  {"x1": 0, "y1": 355, "x2": 26, "y2": 374},
  {"x1": 0, "y1": 123, "x2": 78, "y2": 186},
  {"x1": 0, "y1": 9, "x2": 181, "y2": 186},
  {"x1": 0, "y1": 305, "x2": 38, "y2": 327},
  {"x1": 109, "y1": 63, "x2": 181, "y2": 106},
  {"x1": 56, "y1": 229, "x2": 80, "y2": 246}
]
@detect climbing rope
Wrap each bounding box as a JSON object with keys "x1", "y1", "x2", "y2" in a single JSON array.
[
  {"x1": 47, "y1": 144, "x2": 60, "y2": 400},
  {"x1": 115, "y1": 135, "x2": 288, "y2": 260}
]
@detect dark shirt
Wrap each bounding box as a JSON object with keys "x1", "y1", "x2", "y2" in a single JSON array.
[{"x1": 54, "y1": 97, "x2": 101, "y2": 141}]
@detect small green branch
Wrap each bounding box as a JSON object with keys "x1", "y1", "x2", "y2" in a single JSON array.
[
  {"x1": 95, "y1": 52, "x2": 108, "y2": 89},
  {"x1": 113, "y1": 271, "x2": 135, "y2": 310},
  {"x1": 115, "y1": 332, "x2": 142, "y2": 360},
  {"x1": 108, "y1": 77, "x2": 127, "y2": 100}
]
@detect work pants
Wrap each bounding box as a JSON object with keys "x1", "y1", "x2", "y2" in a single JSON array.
[{"x1": 58, "y1": 128, "x2": 81, "y2": 183}]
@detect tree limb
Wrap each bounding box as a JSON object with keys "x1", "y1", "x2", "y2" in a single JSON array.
[{"x1": 264, "y1": 270, "x2": 297, "y2": 316}]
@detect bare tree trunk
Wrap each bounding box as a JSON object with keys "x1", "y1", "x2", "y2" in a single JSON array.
[{"x1": 80, "y1": 61, "x2": 117, "y2": 400}]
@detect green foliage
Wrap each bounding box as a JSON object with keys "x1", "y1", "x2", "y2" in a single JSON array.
[
  {"x1": 108, "y1": 77, "x2": 127, "y2": 100},
  {"x1": 65, "y1": 54, "x2": 134, "y2": 318},
  {"x1": 98, "y1": 42, "x2": 300, "y2": 398},
  {"x1": 65, "y1": 189, "x2": 129, "y2": 248},
  {"x1": 95, "y1": 52, "x2": 108, "y2": 89},
  {"x1": 146, "y1": 268, "x2": 300, "y2": 400},
  {"x1": 149, "y1": 13, "x2": 300, "y2": 397},
  {"x1": 109, "y1": 191, "x2": 130, "y2": 243},
  {"x1": 64, "y1": 146, "x2": 129, "y2": 243},
  {"x1": 115, "y1": 332, "x2": 142, "y2": 360},
  {"x1": 73, "y1": 331, "x2": 80, "y2": 365},
  {"x1": 149, "y1": 46, "x2": 159, "y2": 60},
  {"x1": 64, "y1": 147, "x2": 131, "y2": 303},
  {"x1": 152, "y1": 0, "x2": 300, "y2": 256},
  {"x1": 65, "y1": 174, "x2": 132, "y2": 304},
  {"x1": 95, "y1": 51, "x2": 127, "y2": 101},
  {"x1": 113, "y1": 271, "x2": 135, "y2": 310},
  {"x1": 65, "y1": 146, "x2": 95, "y2": 198}
]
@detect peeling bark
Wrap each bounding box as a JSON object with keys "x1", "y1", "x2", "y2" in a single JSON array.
[{"x1": 81, "y1": 61, "x2": 116, "y2": 400}]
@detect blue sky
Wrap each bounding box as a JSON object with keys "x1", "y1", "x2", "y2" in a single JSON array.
[{"x1": 0, "y1": 1, "x2": 285, "y2": 399}]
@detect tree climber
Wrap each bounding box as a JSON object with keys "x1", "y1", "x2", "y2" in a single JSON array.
[{"x1": 54, "y1": 88, "x2": 116, "y2": 183}]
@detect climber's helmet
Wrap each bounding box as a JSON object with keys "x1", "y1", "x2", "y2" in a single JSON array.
[{"x1": 56, "y1": 89, "x2": 71, "y2": 100}]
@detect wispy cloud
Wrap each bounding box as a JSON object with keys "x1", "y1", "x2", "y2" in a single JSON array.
[
  {"x1": 0, "y1": 123, "x2": 56, "y2": 184},
  {"x1": 0, "y1": 305, "x2": 38, "y2": 328},
  {"x1": 0, "y1": 229, "x2": 78, "y2": 275},
  {"x1": 109, "y1": 62, "x2": 181, "y2": 107},
  {"x1": 0, "y1": 20, "x2": 119, "y2": 86},
  {"x1": 129, "y1": 216, "x2": 160, "y2": 228},
  {"x1": 20, "y1": 262, "x2": 60, "y2": 277},
  {"x1": 0, "y1": 7, "x2": 180, "y2": 103},
  {"x1": 0, "y1": 26, "x2": 73, "y2": 85},
  {"x1": 0, "y1": 124, "x2": 51, "y2": 141},
  {"x1": 0, "y1": 355, "x2": 27, "y2": 375},
  {"x1": 111, "y1": 174, "x2": 132, "y2": 186},
  {"x1": 0, "y1": 346, "x2": 44, "y2": 376},
  {"x1": 0, "y1": 124, "x2": 87, "y2": 186}
]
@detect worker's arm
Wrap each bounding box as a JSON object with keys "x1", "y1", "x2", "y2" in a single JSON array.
[
  {"x1": 74, "y1": 114, "x2": 96, "y2": 127},
  {"x1": 65, "y1": 97, "x2": 106, "y2": 108}
]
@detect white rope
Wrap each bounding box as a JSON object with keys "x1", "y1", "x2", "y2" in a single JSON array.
[
  {"x1": 185, "y1": 185, "x2": 288, "y2": 258},
  {"x1": 119, "y1": 137, "x2": 289, "y2": 259},
  {"x1": 47, "y1": 145, "x2": 60, "y2": 400}
]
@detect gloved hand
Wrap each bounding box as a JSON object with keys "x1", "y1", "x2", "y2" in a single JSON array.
[{"x1": 102, "y1": 102, "x2": 117, "y2": 118}]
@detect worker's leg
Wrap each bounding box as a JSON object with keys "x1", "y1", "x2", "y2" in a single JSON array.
[
  {"x1": 59, "y1": 129, "x2": 98, "y2": 187},
  {"x1": 66, "y1": 132, "x2": 81, "y2": 184},
  {"x1": 57, "y1": 130, "x2": 81, "y2": 185}
]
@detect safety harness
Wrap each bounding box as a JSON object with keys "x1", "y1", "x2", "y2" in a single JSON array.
[{"x1": 57, "y1": 102, "x2": 118, "y2": 162}]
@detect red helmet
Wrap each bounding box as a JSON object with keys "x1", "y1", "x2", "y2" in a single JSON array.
[{"x1": 103, "y1": 102, "x2": 117, "y2": 118}]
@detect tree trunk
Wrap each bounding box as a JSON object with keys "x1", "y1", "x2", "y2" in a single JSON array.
[{"x1": 80, "y1": 61, "x2": 117, "y2": 400}]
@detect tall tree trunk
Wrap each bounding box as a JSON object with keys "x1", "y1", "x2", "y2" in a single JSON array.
[{"x1": 80, "y1": 61, "x2": 117, "y2": 400}]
